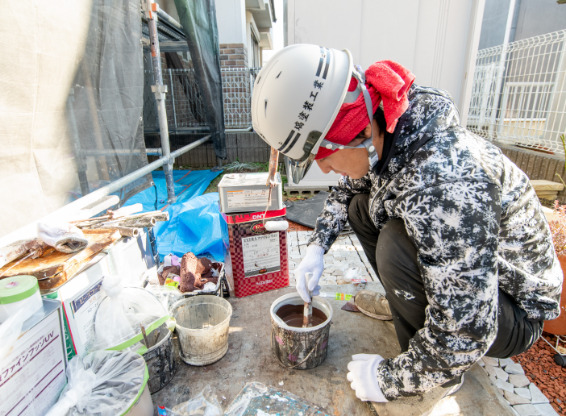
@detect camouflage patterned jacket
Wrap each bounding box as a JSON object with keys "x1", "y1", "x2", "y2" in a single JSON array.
[{"x1": 308, "y1": 85, "x2": 562, "y2": 399}]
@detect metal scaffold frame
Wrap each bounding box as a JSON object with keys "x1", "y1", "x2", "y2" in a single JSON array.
[{"x1": 0, "y1": 2, "x2": 211, "y2": 248}]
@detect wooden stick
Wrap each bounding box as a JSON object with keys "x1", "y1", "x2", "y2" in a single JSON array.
[
  {"x1": 266, "y1": 147, "x2": 280, "y2": 187},
  {"x1": 140, "y1": 324, "x2": 150, "y2": 347},
  {"x1": 303, "y1": 301, "x2": 312, "y2": 328}
]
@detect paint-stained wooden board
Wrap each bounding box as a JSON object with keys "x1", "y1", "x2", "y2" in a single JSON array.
[{"x1": 0, "y1": 229, "x2": 121, "y2": 291}]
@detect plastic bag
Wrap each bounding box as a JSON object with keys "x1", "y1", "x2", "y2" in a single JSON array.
[
  {"x1": 91, "y1": 275, "x2": 169, "y2": 353},
  {"x1": 165, "y1": 385, "x2": 223, "y2": 416},
  {"x1": 46, "y1": 350, "x2": 147, "y2": 416},
  {"x1": 145, "y1": 283, "x2": 184, "y2": 313}
]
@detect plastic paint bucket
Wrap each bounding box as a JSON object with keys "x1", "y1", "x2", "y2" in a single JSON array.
[
  {"x1": 0, "y1": 275, "x2": 43, "y2": 324},
  {"x1": 124, "y1": 374, "x2": 153, "y2": 416},
  {"x1": 142, "y1": 323, "x2": 176, "y2": 394},
  {"x1": 270, "y1": 293, "x2": 332, "y2": 370},
  {"x1": 171, "y1": 295, "x2": 232, "y2": 366}
]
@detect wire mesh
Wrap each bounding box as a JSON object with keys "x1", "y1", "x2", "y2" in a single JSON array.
[
  {"x1": 221, "y1": 67, "x2": 260, "y2": 129},
  {"x1": 467, "y1": 30, "x2": 566, "y2": 156},
  {"x1": 143, "y1": 67, "x2": 260, "y2": 132}
]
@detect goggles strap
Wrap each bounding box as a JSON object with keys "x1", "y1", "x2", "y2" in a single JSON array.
[{"x1": 353, "y1": 67, "x2": 379, "y2": 168}]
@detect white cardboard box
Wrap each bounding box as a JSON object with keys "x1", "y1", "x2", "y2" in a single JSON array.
[
  {"x1": 42, "y1": 254, "x2": 109, "y2": 359},
  {"x1": 0, "y1": 299, "x2": 67, "y2": 416}
]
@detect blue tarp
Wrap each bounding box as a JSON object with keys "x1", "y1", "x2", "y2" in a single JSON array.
[{"x1": 123, "y1": 170, "x2": 227, "y2": 261}]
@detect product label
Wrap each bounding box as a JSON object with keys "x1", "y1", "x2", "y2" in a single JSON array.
[
  {"x1": 226, "y1": 189, "x2": 270, "y2": 208},
  {"x1": 0, "y1": 311, "x2": 66, "y2": 416},
  {"x1": 69, "y1": 280, "x2": 104, "y2": 355},
  {"x1": 241, "y1": 233, "x2": 281, "y2": 277}
]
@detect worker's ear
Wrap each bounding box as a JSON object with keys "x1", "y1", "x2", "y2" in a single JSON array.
[{"x1": 360, "y1": 123, "x2": 372, "y2": 139}]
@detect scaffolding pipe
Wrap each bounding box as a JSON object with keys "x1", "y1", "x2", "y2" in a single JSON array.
[
  {"x1": 157, "y1": 8, "x2": 184, "y2": 32},
  {"x1": 0, "y1": 135, "x2": 211, "y2": 248},
  {"x1": 145, "y1": 0, "x2": 176, "y2": 203}
]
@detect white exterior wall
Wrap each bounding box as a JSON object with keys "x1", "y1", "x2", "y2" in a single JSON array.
[
  {"x1": 286, "y1": 0, "x2": 485, "y2": 115},
  {"x1": 246, "y1": 11, "x2": 259, "y2": 67},
  {"x1": 216, "y1": 0, "x2": 247, "y2": 44}
]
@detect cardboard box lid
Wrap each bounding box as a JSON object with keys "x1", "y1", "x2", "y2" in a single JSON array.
[{"x1": 219, "y1": 172, "x2": 281, "y2": 188}]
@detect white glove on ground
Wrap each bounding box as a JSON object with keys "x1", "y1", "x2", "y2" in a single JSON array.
[
  {"x1": 347, "y1": 354, "x2": 388, "y2": 403},
  {"x1": 37, "y1": 221, "x2": 88, "y2": 253},
  {"x1": 295, "y1": 244, "x2": 324, "y2": 303}
]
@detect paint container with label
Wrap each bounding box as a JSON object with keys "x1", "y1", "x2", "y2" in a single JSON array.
[
  {"x1": 0, "y1": 299, "x2": 67, "y2": 416},
  {"x1": 270, "y1": 293, "x2": 332, "y2": 369},
  {"x1": 0, "y1": 275, "x2": 43, "y2": 324},
  {"x1": 222, "y1": 208, "x2": 289, "y2": 297},
  {"x1": 218, "y1": 172, "x2": 284, "y2": 214}
]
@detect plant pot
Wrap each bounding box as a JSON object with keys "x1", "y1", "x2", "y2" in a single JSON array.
[{"x1": 543, "y1": 255, "x2": 566, "y2": 336}]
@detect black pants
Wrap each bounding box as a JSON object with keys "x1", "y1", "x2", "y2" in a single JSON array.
[{"x1": 348, "y1": 194, "x2": 542, "y2": 358}]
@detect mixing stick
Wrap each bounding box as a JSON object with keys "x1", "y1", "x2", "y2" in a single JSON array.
[{"x1": 303, "y1": 272, "x2": 313, "y2": 327}]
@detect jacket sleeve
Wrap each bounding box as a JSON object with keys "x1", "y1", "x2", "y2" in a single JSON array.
[
  {"x1": 376, "y1": 180, "x2": 502, "y2": 399},
  {"x1": 308, "y1": 175, "x2": 372, "y2": 251}
]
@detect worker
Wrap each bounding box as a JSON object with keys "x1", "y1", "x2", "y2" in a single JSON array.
[{"x1": 251, "y1": 44, "x2": 563, "y2": 402}]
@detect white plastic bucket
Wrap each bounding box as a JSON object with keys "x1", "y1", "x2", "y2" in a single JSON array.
[
  {"x1": 123, "y1": 376, "x2": 153, "y2": 416},
  {"x1": 171, "y1": 295, "x2": 232, "y2": 366},
  {"x1": 0, "y1": 275, "x2": 43, "y2": 324}
]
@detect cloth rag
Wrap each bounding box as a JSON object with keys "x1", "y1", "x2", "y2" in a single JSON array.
[{"x1": 316, "y1": 60, "x2": 415, "y2": 160}]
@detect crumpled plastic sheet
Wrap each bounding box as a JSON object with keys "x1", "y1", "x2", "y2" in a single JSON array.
[
  {"x1": 155, "y1": 193, "x2": 227, "y2": 262},
  {"x1": 166, "y1": 385, "x2": 223, "y2": 416}
]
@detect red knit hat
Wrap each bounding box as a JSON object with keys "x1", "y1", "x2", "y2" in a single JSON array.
[{"x1": 315, "y1": 60, "x2": 415, "y2": 160}]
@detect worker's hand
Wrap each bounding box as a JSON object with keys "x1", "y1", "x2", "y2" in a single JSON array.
[
  {"x1": 347, "y1": 354, "x2": 389, "y2": 403},
  {"x1": 295, "y1": 244, "x2": 325, "y2": 302}
]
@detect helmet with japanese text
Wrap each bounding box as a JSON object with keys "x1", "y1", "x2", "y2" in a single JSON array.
[{"x1": 251, "y1": 44, "x2": 353, "y2": 183}]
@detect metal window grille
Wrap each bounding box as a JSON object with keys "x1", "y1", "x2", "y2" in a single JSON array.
[
  {"x1": 467, "y1": 30, "x2": 566, "y2": 156},
  {"x1": 221, "y1": 67, "x2": 261, "y2": 129},
  {"x1": 143, "y1": 66, "x2": 260, "y2": 133}
]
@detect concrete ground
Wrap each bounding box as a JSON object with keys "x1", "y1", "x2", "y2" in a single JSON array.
[{"x1": 152, "y1": 231, "x2": 521, "y2": 415}]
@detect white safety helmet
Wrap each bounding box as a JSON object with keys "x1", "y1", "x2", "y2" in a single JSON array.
[{"x1": 252, "y1": 44, "x2": 355, "y2": 183}]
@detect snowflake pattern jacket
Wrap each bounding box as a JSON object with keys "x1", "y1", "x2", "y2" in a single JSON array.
[{"x1": 308, "y1": 85, "x2": 563, "y2": 399}]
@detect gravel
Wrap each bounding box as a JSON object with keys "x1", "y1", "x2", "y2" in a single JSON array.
[{"x1": 512, "y1": 334, "x2": 566, "y2": 415}]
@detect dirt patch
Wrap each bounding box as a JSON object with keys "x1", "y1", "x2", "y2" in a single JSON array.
[{"x1": 512, "y1": 333, "x2": 566, "y2": 415}]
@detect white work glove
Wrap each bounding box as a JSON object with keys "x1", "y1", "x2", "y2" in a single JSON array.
[
  {"x1": 347, "y1": 354, "x2": 389, "y2": 403},
  {"x1": 295, "y1": 244, "x2": 325, "y2": 303}
]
